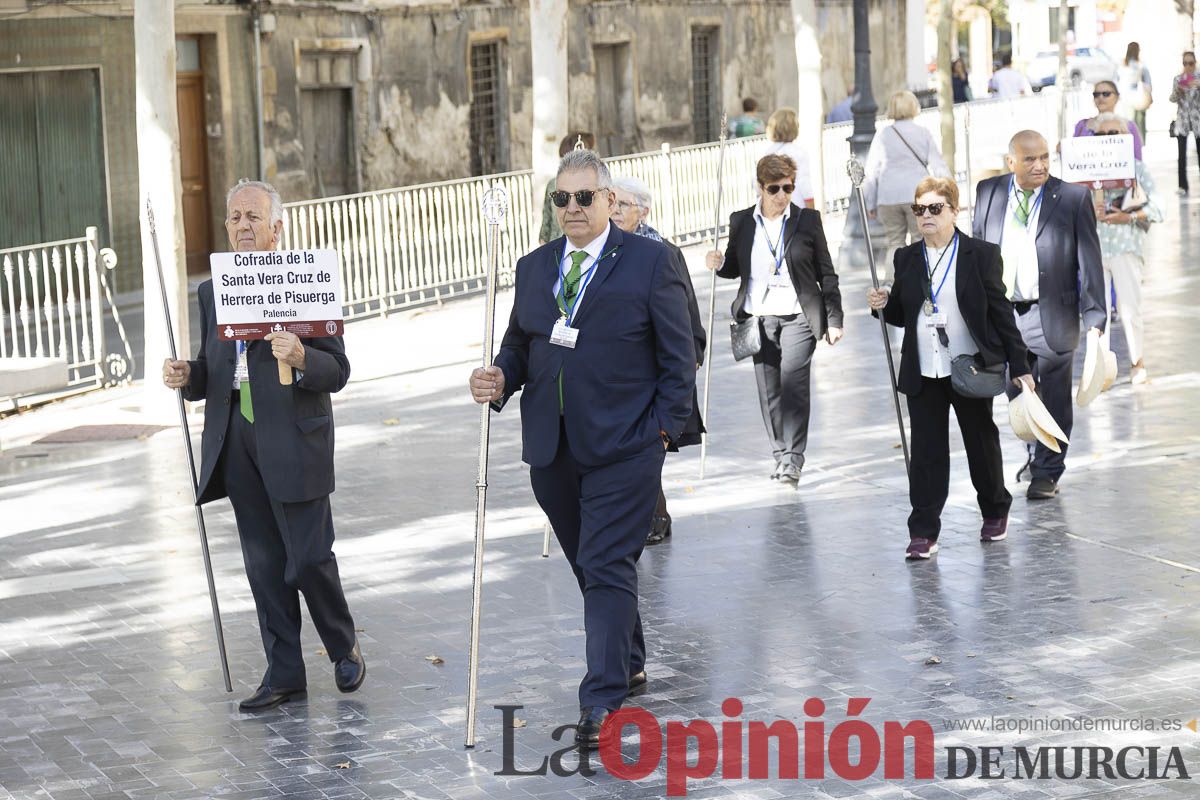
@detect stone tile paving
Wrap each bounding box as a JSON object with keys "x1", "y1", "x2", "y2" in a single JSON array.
[{"x1": 2, "y1": 157, "x2": 1200, "y2": 799}]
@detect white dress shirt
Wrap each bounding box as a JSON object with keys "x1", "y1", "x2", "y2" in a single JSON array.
[
  {"x1": 999, "y1": 181, "x2": 1043, "y2": 302},
  {"x1": 552, "y1": 226, "x2": 611, "y2": 317},
  {"x1": 916, "y1": 237, "x2": 978, "y2": 379},
  {"x1": 744, "y1": 203, "x2": 803, "y2": 317}
]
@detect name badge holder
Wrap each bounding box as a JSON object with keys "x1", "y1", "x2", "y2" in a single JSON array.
[
  {"x1": 758, "y1": 216, "x2": 790, "y2": 295},
  {"x1": 922, "y1": 233, "x2": 958, "y2": 348},
  {"x1": 234, "y1": 341, "x2": 250, "y2": 387},
  {"x1": 550, "y1": 246, "x2": 616, "y2": 349}
]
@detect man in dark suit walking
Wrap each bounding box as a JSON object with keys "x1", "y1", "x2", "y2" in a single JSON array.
[
  {"x1": 972, "y1": 131, "x2": 1106, "y2": 499},
  {"x1": 162, "y1": 180, "x2": 365, "y2": 711},
  {"x1": 469, "y1": 150, "x2": 696, "y2": 747}
]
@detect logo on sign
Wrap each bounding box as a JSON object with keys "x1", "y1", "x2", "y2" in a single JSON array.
[
  {"x1": 224, "y1": 326, "x2": 234, "y2": 338},
  {"x1": 325, "y1": 321, "x2": 338, "y2": 335},
  {"x1": 273, "y1": 323, "x2": 284, "y2": 332}
]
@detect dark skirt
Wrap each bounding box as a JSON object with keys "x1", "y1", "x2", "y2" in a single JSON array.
[{"x1": 669, "y1": 388, "x2": 706, "y2": 451}]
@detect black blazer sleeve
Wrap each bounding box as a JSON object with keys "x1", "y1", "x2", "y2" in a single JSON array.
[
  {"x1": 183, "y1": 288, "x2": 210, "y2": 403},
  {"x1": 491, "y1": 262, "x2": 530, "y2": 412},
  {"x1": 716, "y1": 210, "x2": 745, "y2": 279},
  {"x1": 1073, "y1": 189, "x2": 1107, "y2": 333},
  {"x1": 809, "y1": 211, "x2": 843, "y2": 328},
  {"x1": 668, "y1": 244, "x2": 707, "y2": 365},
  {"x1": 880, "y1": 249, "x2": 908, "y2": 327},
  {"x1": 296, "y1": 336, "x2": 350, "y2": 394},
  {"x1": 979, "y1": 243, "x2": 1030, "y2": 378}
]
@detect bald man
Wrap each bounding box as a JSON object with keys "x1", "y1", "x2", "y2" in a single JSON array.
[{"x1": 972, "y1": 131, "x2": 1105, "y2": 500}]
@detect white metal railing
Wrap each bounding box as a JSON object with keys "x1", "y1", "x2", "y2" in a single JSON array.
[
  {"x1": 0, "y1": 227, "x2": 109, "y2": 392},
  {"x1": 282, "y1": 90, "x2": 1085, "y2": 320}
]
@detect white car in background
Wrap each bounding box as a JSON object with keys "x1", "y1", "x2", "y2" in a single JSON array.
[{"x1": 1027, "y1": 47, "x2": 1119, "y2": 89}]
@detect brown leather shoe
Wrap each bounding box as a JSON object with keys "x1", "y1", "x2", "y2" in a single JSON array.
[{"x1": 980, "y1": 516, "x2": 1009, "y2": 542}]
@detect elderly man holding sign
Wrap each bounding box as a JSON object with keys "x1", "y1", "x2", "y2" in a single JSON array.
[{"x1": 161, "y1": 179, "x2": 364, "y2": 711}]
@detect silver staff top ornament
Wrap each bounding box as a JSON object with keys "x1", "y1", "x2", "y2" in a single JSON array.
[
  {"x1": 481, "y1": 185, "x2": 509, "y2": 225},
  {"x1": 846, "y1": 157, "x2": 866, "y2": 188}
]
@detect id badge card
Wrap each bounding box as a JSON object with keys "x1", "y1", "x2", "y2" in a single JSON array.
[
  {"x1": 768, "y1": 270, "x2": 791, "y2": 290},
  {"x1": 929, "y1": 311, "x2": 948, "y2": 328},
  {"x1": 234, "y1": 345, "x2": 249, "y2": 386},
  {"x1": 550, "y1": 318, "x2": 579, "y2": 349}
]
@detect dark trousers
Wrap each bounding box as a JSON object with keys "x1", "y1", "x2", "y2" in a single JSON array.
[
  {"x1": 907, "y1": 377, "x2": 1012, "y2": 539},
  {"x1": 529, "y1": 423, "x2": 665, "y2": 710},
  {"x1": 1007, "y1": 307, "x2": 1074, "y2": 481},
  {"x1": 223, "y1": 406, "x2": 356, "y2": 689},
  {"x1": 752, "y1": 314, "x2": 818, "y2": 469},
  {"x1": 1178, "y1": 133, "x2": 1200, "y2": 192}
]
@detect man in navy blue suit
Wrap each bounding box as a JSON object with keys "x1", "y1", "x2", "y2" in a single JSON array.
[{"x1": 469, "y1": 150, "x2": 696, "y2": 747}]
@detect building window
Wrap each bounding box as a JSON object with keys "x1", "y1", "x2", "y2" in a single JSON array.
[
  {"x1": 691, "y1": 26, "x2": 720, "y2": 144},
  {"x1": 298, "y1": 49, "x2": 359, "y2": 198},
  {"x1": 469, "y1": 40, "x2": 510, "y2": 176},
  {"x1": 1048, "y1": 8, "x2": 1077, "y2": 43}
]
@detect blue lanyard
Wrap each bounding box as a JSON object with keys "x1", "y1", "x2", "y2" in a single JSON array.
[
  {"x1": 999, "y1": 177, "x2": 1044, "y2": 246},
  {"x1": 557, "y1": 246, "x2": 616, "y2": 325},
  {"x1": 755, "y1": 213, "x2": 788, "y2": 274},
  {"x1": 923, "y1": 232, "x2": 958, "y2": 311}
]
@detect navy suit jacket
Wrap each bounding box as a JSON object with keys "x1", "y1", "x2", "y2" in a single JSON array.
[
  {"x1": 184, "y1": 279, "x2": 350, "y2": 505},
  {"x1": 492, "y1": 222, "x2": 697, "y2": 469},
  {"x1": 971, "y1": 175, "x2": 1106, "y2": 353}
]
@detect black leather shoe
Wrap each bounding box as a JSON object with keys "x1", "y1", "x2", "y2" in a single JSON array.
[
  {"x1": 334, "y1": 641, "x2": 366, "y2": 693},
  {"x1": 646, "y1": 515, "x2": 672, "y2": 545},
  {"x1": 575, "y1": 706, "x2": 611, "y2": 749},
  {"x1": 1026, "y1": 477, "x2": 1059, "y2": 500},
  {"x1": 238, "y1": 685, "x2": 306, "y2": 712},
  {"x1": 628, "y1": 671, "x2": 648, "y2": 697}
]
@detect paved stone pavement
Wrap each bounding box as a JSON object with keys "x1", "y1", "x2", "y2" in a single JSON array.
[{"x1": 2, "y1": 154, "x2": 1200, "y2": 800}]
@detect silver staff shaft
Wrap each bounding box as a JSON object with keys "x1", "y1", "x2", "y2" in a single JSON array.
[
  {"x1": 465, "y1": 185, "x2": 508, "y2": 749},
  {"x1": 845, "y1": 163, "x2": 911, "y2": 474},
  {"x1": 699, "y1": 115, "x2": 729, "y2": 480},
  {"x1": 147, "y1": 199, "x2": 233, "y2": 693}
]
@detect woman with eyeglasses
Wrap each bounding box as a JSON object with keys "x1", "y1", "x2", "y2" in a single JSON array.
[
  {"x1": 866, "y1": 177, "x2": 1033, "y2": 561},
  {"x1": 1088, "y1": 113, "x2": 1163, "y2": 385},
  {"x1": 1071, "y1": 80, "x2": 1143, "y2": 160},
  {"x1": 704, "y1": 154, "x2": 844, "y2": 485},
  {"x1": 610, "y1": 176, "x2": 706, "y2": 544},
  {"x1": 862, "y1": 90, "x2": 951, "y2": 285},
  {"x1": 1171, "y1": 51, "x2": 1200, "y2": 194}
]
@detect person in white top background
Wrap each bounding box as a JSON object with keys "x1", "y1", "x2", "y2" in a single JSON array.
[
  {"x1": 756, "y1": 108, "x2": 814, "y2": 209},
  {"x1": 863, "y1": 90, "x2": 951, "y2": 284},
  {"x1": 989, "y1": 52, "x2": 1033, "y2": 99}
]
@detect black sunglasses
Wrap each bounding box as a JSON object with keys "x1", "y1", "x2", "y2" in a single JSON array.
[
  {"x1": 1092, "y1": 90, "x2": 1115, "y2": 98},
  {"x1": 1094, "y1": 130, "x2": 1124, "y2": 136},
  {"x1": 550, "y1": 189, "x2": 604, "y2": 208},
  {"x1": 911, "y1": 202, "x2": 949, "y2": 217},
  {"x1": 763, "y1": 183, "x2": 795, "y2": 195}
]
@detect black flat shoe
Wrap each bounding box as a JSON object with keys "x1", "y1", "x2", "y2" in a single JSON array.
[
  {"x1": 1026, "y1": 477, "x2": 1059, "y2": 500},
  {"x1": 628, "y1": 671, "x2": 648, "y2": 697},
  {"x1": 335, "y1": 641, "x2": 366, "y2": 693},
  {"x1": 646, "y1": 516, "x2": 672, "y2": 545},
  {"x1": 238, "y1": 685, "x2": 306, "y2": 712},
  {"x1": 575, "y1": 706, "x2": 611, "y2": 749}
]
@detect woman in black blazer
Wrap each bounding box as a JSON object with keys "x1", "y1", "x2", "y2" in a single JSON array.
[
  {"x1": 705, "y1": 154, "x2": 844, "y2": 485},
  {"x1": 867, "y1": 177, "x2": 1034, "y2": 561}
]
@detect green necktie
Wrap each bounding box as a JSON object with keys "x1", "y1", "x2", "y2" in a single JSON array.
[
  {"x1": 238, "y1": 342, "x2": 254, "y2": 423},
  {"x1": 1015, "y1": 189, "x2": 1034, "y2": 226},
  {"x1": 557, "y1": 250, "x2": 589, "y2": 411}
]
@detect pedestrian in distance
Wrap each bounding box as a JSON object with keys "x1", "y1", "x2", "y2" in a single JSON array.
[
  {"x1": 989, "y1": 52, "x2": 1032, "y2": 98},
  {"x1": 1072, "y1": 79, "x2": 1144, "y2": 160},
  {"x1": 705, "y1": 154, "x2": 844, "y2": 486},
  {"x1": 971, "y1": 131, "x2": 1106, "y2": 500},
  {"x1": 952, "y1": 59, "x2": 973, "y2": 103},
  {"x1": 161, "y1": 180, "x2": 365, "y2": 712},
  {"x1": 756, "y1": 107, "x2": 815, "y2": 209},
  {"x1": 1088, "y1": 112, "x2": 1163, "y2": 386},
  {"x1": 867, "y1": 177, "x2": 1034, "y2": 561},
  {"x1": 468, "y1": 150, "x2": 696, "y2": 749},
  {"x1": 826, "y1": 87, "x2": 854, "y2": 123},
  {"x1": 728, "y1": 97, "x2": 766, "y2": 138},
  {"x1": 1118, "y1": 42, "x2": 1152, "y2": 140},
  {"x1": 863, "y1": 90, "x2": 951, "y2": 285},
  {"x1": 1170, "y1": 51, "x2": 1200, "y2": 195},
  {"x1": 539, "y1": 132, "x2": 595, "y2": 245},
  {"x1": 610, "y1": 176, "x2": 706, "y2": 546}
]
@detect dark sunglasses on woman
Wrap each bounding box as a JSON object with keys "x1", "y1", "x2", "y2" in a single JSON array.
[
  {"x1": 1092, "y1": 90, "x2": 1115, "y2": 99},
  {"x1": 763, "y1": 183, "x2": 795, "y2": 196},
  {"x1": 550, "y1": 189, "x2": 601, "y2": 208},
  {"x1": 911, "y1": 202, "x2": 948, "y2": 217}
]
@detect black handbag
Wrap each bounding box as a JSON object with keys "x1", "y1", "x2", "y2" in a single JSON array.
[
  {"x1": 730, "y1": 317, "x2": 762, "y2": 361},
  {"x1": 951, "y1": 353, "x2": 1006, "y2": 398}
]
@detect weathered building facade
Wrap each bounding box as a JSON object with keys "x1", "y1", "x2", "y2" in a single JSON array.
[{"x1": 0, "y1": 0, "x2": 912, "y2": 293}]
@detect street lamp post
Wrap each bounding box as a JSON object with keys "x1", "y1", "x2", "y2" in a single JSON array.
[{"x1": 849, "y1": 0, "x2": 878, "y2": 158}]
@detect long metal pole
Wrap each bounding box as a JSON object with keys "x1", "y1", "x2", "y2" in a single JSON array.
[
  {"x1": 465, "y1": 185, "x2": 509, "y2": 749},
  {"x1": 698, "y1": 113, "x2": 728, "y2": 480},
  {"x1": 147, "y1": 200, "x2": 233, "y2": 692},
  {"x1": 844, "y1": 162, "x2": 910, "y2": 475}
]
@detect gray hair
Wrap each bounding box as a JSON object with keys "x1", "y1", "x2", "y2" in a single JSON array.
[
  {"x1": 1007, "y1": 130, "x2": 1047, "y2": 157},
  {"x1": 612, "y1": 176, "x2": 653, "y2": 210},
  {"x1": 1087, "y1": 111, "x2": 1127, "y2": 132},
  {"x1": 556, "y1": 149, "x2": 612, "y2": 189},
  {"x1": 226, "y1": 179, "x2": 284, "y2": 226}
]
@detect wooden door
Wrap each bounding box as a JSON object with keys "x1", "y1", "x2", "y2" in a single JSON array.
[{"x1": 176, "y1": 73, "x2": 212, "y2": 274}]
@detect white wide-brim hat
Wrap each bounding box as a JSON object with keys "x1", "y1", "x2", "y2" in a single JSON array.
[
  {"x1": 1008, "y1": 391, "x2": 1039, "y2": 444},
  {"x1": 1078, "y1": 328, "x2": 1105, "y2": 407},
  {"x1": 1019, "y1": 384, "x2": 1070, "y2": 453}
]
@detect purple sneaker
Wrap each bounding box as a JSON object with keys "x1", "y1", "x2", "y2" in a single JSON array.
[
  {"x1": 905, "y1": 537, "x2": 939, "y2": 560},
  {"x1": 980, "y1": 516, "x2": 1009, "y2": 542}
]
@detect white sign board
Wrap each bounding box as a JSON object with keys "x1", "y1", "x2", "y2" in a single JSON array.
[
  {"x1": 1059, "y1": 135, "x2": 1136, "y2": 189},
  {"x1": 210, "y1": 249, "x2": 344, "y2": 341}
]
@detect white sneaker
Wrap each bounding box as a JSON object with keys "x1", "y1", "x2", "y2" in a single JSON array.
[{"x1": 1131, "y1": 366, "x2": 1149, "y2": 385}]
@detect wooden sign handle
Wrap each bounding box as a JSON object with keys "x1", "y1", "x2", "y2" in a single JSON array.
[{"x1": 278, "y1": 359, "x2": 293, "y2": 386}]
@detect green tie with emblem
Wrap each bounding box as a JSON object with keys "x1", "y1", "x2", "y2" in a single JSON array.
[
  {"x1": 1015, "y1": 189, "x2": 1034, "y2": 226},
  {"x1": 557, "y1": 250, "x2": 589, "y2": 411}
]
